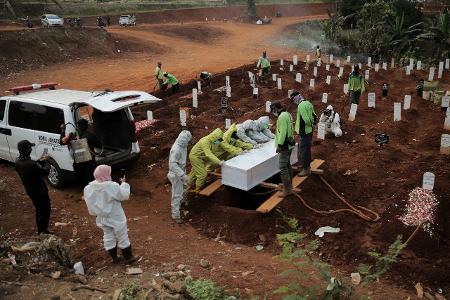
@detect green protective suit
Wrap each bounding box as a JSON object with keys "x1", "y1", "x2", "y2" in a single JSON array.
[
  {"x1": 155, "y1": 66, "x2": 163, "y2": 80},
  {"x1": 221, "y1": 123, "x2": 253, "y2": 157},
  {"x1": 275, "y1": 111, "x2": 294, "y2": 150},
  {"x1": 257, "y1": 57, "x2": 271, "y2": 69},
  {"x1": 188, "y1": 128, "x2": 223, "y2": 189},
  {"x1": 295, "y1": 100, "x2": 317, "y2": 135},
  {"x1": 164, "y1": 73, "x2": 179, "y2": 86},
  {"x1": 348, "y1": 73, "x2": 365, "y2": 93}
]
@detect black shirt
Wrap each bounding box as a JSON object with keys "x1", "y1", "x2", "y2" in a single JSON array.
[
  {"x1": 79, "y1": 131, "x2": 103, "y2": 153},
  {"x1": 15, "y1": 159, "x2": 50, "y2": 198}
]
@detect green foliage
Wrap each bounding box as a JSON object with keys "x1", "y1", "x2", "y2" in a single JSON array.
[
  {"x1": 119, "y1": 282, "x2": 140, "y2": 300},
  {"x1": 274, "y1": 211, "x2": 353, "y2": 299},
  {"x1": 358, "y1": 235, "x2": 406, "y2": 285},
  {"x1": 186, "y1": 279, "x2": 234, "y2": 300}
]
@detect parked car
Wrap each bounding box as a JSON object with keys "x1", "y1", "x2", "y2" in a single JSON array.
[
  {"x1": 41, "y1": 14, "x2": 64, "y2": 27},
  {"x1": 119, "y1": 15, "x2": 136, "y2": 26},
  {"x1": 0, "y1": 83, "x2": 161, "y2": 188}
]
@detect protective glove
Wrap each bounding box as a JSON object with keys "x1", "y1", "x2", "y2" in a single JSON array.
[
  {"x1": 181, "y1": 174, "x2": 188, "y2": 184},
  {"x1": 219, "y1": 160, "x2": 225, "y2": 166}
]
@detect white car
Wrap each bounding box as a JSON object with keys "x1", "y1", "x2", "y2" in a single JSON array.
[
  {"x1": 119, "y1": 15, "x2": 136, "y2": 26},
  {"x1": 0, "y1": 83, "x2": 161, "y2": 188},
  {"x1": 41, "y1": 14, "x2": 64, "y2": 27}
]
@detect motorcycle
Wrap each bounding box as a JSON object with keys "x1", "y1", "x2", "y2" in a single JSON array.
[{"x1": 69, "y1": 17, "x2": 82, "y2": 27}]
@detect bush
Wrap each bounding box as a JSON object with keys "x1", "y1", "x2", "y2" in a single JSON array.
[{"x1": 186, "y1": 279, "x2": 231, "y2": 300}]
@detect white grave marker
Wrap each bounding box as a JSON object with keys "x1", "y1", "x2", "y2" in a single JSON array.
[
  {"x1": 429, "y1": 67, "x2": 435, "y2": 81},
  {"x1": 253, "y1": 87, "x2": 258, "y2": 97},
  {"x1": 394, "y1": 102, "x2": 401, "y2": 121},
  {"x1": 409, "y1": 58, "x2": 414, "y2": 69},
  {"x1": 368, "y1": 93, "x2": 376, "y2": 108},
  {"x1": 265, "y1": 101, "x2": 271, "y2": 113},
  {"x1": 192, "y1": 88, "x2": 198, "y2": 108},
  {"x1": 290, "y1": 64, "x2": 294, "y2": 72},
  {"x1": 288, "y1": 89, "x2": 293, "y2": 98},
  {"x1": 197, "y1": 81, "x2": 202, "y2": 92},
  {"x1": 347, "y1": 56, "x2": 351, "y2": 63},
  {"x1": 344, "y1": 83, "x2": 349, "y2": 95},
  {"x1": 318, "y1": 123, "x2": 326, "y2": 140},
  {"x1": 406, "y1": 66, "x2": 411, "y2": 76},
  {"x1": 365, "y1": 70, "x2": 370, "y2": 80},
  {"x1": 417, "y1": 61, "x2": 422, "y2": 70},
  {"x1": 313, "y1": 66, "x2": 317, "y2": 77},
  {"x1": 306, "y1": 54, "x2": 310, "y2": 63},
  {"x1": 441, "y1": 134, "x2": 450, "y2": 154},
  {"x1": 330, "y1": 54, "x2": 334, "y2": 63},
  {"x1": 404, "y1": 95, "x2": 411, "y2": 110},
  {"x1": 446, "y1": 58, "x2": 450, "y2": 70},
  {"x1": 444, "y1": 108, "x2": 450, "y2": 130},
  {"x1": 225, "y1": 118, "x2": 231, "y2": 129},
  {"x1": 441, "y1": 95, "x2": 450, "y2": 109},
  {"x1": 336, "y1": 59, "x2": 341, "y2": 68},
  {"x1": 226, "y1": 86, "x2": 231, "y2": 98},
  {"x1": 438, "y1": 61, "x2": 444, "y2": 79},
  {"x1": 310, "y1": 79, "x2": 315, "y2": 89},
  {"x1": 348, "y1": 103, "x2": 357, "y2": 121},
  {"x1": 179, "y1": 109, "x2": 187, "y2": 126},
  {"x1": 225, "y1": 75, "x2": 230, "y2": 87},
  {"x1": 280, "y1": 59, "x2": 284, "y2": 66},
  {"x1": 326, "y1": 64, "x2": 330, "y2": 71},
  {"x1": 391, "y1": 58, "x2": 395, "y2": 69},
  {"x1": 293, "y1": 55, "x2": 298, "y2": 65},
  {"x1": 147, "y1": 111, "x2": 153, "y2": 121},
  {"x1": 368, "y1": 57, "x2": 372, "y2": 66},
  {"x1": 277, "y1": 78, "x2": 282, "y2": 90},
  {"x1": 422, "y1": 172, "x2": 435, "y2": 190},
  {"x1": 382, "y1": 62, "x2": 387, "y2": 70},
  {"x1": 322, "y1": 93, "x2": 328, "y2": 103},
  {"x1": 375, "y1": 63, "x2": 379, "y2": 72},
  {"x1": 272, "y1": 73, "x2": 277, "y2": 81},
  {"x1": 339, "y1": 67, "x2": 344, "y2": 77},
  {"x1": 295, "y1": 73, "x2": 302, "y2": 83},
  {"x1": 358, "y1": 63, "x2": 362, "y2": 70},
  {"x1": 325, "y1": 75, "x2": 331, "y2": 85}
]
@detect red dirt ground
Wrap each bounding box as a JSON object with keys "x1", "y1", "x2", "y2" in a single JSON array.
[{"x1": 0, "y1": 6, "x2": 448, "y2": 299}]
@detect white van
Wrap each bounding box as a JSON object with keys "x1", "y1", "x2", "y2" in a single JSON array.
[{"x1": 0, "y1": 83, "x2": 160, "y2": 188}]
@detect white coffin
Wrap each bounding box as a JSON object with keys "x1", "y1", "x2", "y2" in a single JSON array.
[{"x1": 221, "y1": 141, "x2": 298, "y2": 191}]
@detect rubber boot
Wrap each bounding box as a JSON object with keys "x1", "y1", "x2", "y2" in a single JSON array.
[
  {"x1": 107, "y1": 247, "x2": 120, "y2": 264},
  {"x1": 122, "y1": 245, "x2": 139, "y2": 264},
  {"x1": 299, "y1": 167, "x2": 311, "y2": 177},
  {"x1": 278, "y1": 175, "x2": 293, "y2": 197}
]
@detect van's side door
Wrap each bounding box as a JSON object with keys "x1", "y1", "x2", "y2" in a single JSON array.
[
  {"x1": 0, "y1": 99, "x2": 11, "y2": 161},
  {"x1": 6, "y1": 100, "x2": 39, "y2": 161}
]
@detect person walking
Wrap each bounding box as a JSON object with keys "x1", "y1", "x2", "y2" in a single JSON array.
[
  {"x1": 294, "y1": 95, "x2": 317, "y2": 176},
  {"x1": 257, "y1": 51, "x2": 271, "y2": 83},
  {"x1": 168, "y1": 130, "x2": 192, "y2": 224},
  {"x1": 15, "y1": 140, "x2": 52, "y2": 234},
  {"x1": 83, "y1": 165, "x2": 139, "y2": 264},
  {"x1": 348, "y1": 64, "x2": 365, "y2": 105},
  {"x1": 270, "y1": 102, "x2": 295, "y2": 197}
]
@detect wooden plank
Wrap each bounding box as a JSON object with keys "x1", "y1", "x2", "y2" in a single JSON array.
[
  {"x1": 256, "y1": 159, "x2": 325, "y2": 214},
  {"x1": 199, "y1": 179, "x2": 222, "y2": 197}
]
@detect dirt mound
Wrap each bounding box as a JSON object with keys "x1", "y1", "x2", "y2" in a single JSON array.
[
  {"x1": 0, "y1": 27, "x2": 165, "y2": 77},
  {"x1": 130, "y1": 60, "x2": 450, "y2": 293},
  {"x1": 148, "y1": 24, "x2": 227, "y2": 43}
]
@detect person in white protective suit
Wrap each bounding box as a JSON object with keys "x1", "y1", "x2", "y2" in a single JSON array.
[
  {"x1": 255, "y1": 116, "x2": 275, "y2": 141},
  {"x1": 236, "y1": 120, "x2": 259, "y2": 147},
  {"x1": 83, "y1": 165, "x2": 139, "y2": 264},
  {"x1": 167, "y1": 130, "x2": 192, "y2": 224},
  {"x1": 319, "y1": 105, "x2": 343, "y2": 137}
]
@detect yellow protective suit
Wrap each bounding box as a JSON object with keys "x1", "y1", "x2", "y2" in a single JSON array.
[{"x1": 188, "y1": 128, "x2": 223, "y2": 189}]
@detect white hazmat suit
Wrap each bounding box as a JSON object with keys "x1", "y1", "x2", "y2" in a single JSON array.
[
  {"x1": 167, "y1": 130, "x2": 192, "y2": 221},
  {"x1": 236, "y1": 120, "x2": 259, "y2": 146},
  {"x1": 255, "y1": 116, "x2": 275, "y2": 140},
  {"x1": 319, "y1": 105, "x2": 342, "y2": 137},
  {"x1": 83, "y1": 177, "x2": 131, "y2": 251}
]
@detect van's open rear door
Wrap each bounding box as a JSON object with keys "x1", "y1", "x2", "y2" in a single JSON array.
[{"x1": 85, "y1": 91, "x2": 161, "y2": 112}]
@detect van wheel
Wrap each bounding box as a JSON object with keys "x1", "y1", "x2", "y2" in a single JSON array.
[{"x1": 47, "y1": 159, "x2": 66, "y2": 188}]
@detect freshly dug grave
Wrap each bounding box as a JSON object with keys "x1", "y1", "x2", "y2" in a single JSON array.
[
  {"x1": 131, "y1": 59, "x2": 450, "y2": 294},
  {"x1": 147, "y1": 24, "x2": 228, "y2": 43},
  {"x1": 0, "y1": 27, "x2": 165, "y2": 77}
]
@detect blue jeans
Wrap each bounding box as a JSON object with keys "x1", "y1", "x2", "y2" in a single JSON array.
[{"x1": 298, "y1": 133, "x2": 312, "y2": 169}]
